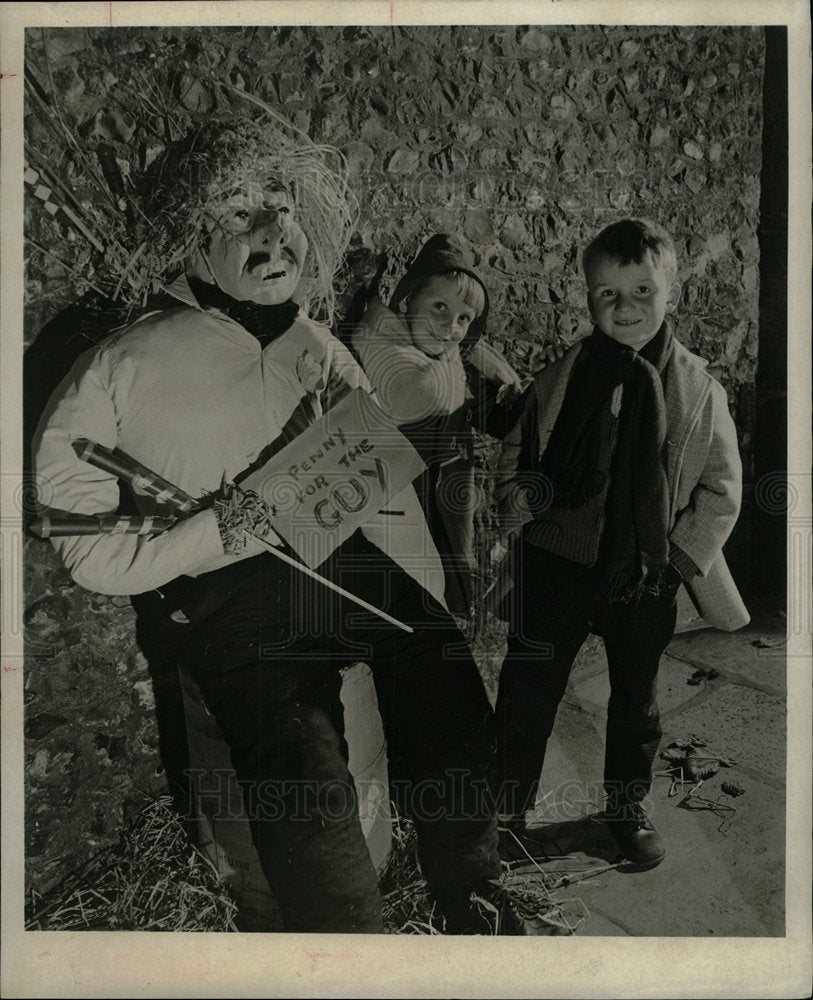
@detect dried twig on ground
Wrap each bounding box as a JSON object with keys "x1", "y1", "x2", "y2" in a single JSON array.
[{"x1": 655, "y1": 733, "x2": 746, "y2": 833}]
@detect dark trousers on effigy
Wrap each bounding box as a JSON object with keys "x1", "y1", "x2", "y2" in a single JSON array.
[
  {"x1": 496, "y1": 541, "x2": 678, "y2": 818},
  {"x1": 157, "y1": 532, "x2": 499, "y2": 933}
]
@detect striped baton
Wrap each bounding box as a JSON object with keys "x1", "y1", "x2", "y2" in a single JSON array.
[{"x1": 71, "y1": 439, "x2": 201, "y2": 514}]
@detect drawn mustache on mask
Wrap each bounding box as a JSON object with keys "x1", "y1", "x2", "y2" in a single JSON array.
[{"x1": 245, "y1": 250, "x2": 295, "y2": 275}]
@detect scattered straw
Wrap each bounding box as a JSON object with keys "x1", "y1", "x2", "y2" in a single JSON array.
[
  {"x1": 379, "y1": 810, "x2": 445, "y2": 934},
  {"x1": 495, "y1": 825, "x2": 589, "y2": 934},
  {"x1": 495, "y1": 869, "x2": 590, "y2": 935},
  {"x1": 26, "y1": 796, "x2": 237, "y2": 932},
  {"x1": 27, "y1": 798, "x2": 593, "y2": 934},
  {"x1": 380, "y1": 811, "x2": 589, "y2": 936}
]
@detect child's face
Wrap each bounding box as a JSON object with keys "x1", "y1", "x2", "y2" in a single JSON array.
[
  {"x1": 586, "y1": 253, "x2": 681, "y2": 350},
  {"x1": 404, "y1": 275, "x2": 478, "y2": 357}
]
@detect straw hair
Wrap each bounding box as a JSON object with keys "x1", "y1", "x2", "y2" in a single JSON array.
[
  {"x1": 25, "y1": 69, "x2": 358, "y2": 326},
  {"x1": 132, "y1": 112, "x2": 358, "y2": 324}
]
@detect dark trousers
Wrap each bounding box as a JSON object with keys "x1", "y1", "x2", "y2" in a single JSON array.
[
  {"x1": 496, "y1": 541, "x2": 677, "y2": 818},
  {"x1": 140, "y1": 533, "x2": 499, "y2": 933}
]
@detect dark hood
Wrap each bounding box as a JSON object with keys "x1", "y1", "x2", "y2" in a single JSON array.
[{"x1": 390, "y1": 234, "x2": 489, "y2": 351}]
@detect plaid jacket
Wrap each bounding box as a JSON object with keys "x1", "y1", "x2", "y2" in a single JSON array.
[{"x1": 500, "y1": 338, "x2": 750, "y2": 632}]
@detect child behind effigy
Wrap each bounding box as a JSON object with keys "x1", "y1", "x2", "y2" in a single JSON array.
[{"x1": 350, "y1": 234, "x2": 528, "y2": 615}]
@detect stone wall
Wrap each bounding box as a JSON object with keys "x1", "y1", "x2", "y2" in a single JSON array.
[{"x1": 23, "y1": 24, "x2": 765, "y2": 899}]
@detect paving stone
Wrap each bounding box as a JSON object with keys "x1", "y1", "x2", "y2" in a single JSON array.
[
  {"x1": 666, "y1": 619, "x2": 787, "y2": 695},
  {"x1": 716, "y1": 640, "x2": 787, "y2": 694},
  {"x1": 578, "y1": 910, "x2": 631, "y2": 936},
  {"x1": 667, "y1": 627, "x2": 743, "y2": 665},
  {"x1": 570, "y1": 635, "x2": 608, "y2": 679},
  {"x1": 569, "y1": 652, "x2": 706, "y2": 715},
  {"x1": 663, "y1": 684, "x2": 786, "y2": 785},
  {"x1": 521, "y1": 774, "x2": 785, "y2": 937},
  {"x1": 518, "y1": 636, "x2": 787, "y2": 938},
  {"x1": 570, "y1": 776, "x2": 786, "y2": 936}
]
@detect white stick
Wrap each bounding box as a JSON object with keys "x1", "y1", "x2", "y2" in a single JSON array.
[{"x1": 249, "y1": 532, "x2": 414, "y2": 634}]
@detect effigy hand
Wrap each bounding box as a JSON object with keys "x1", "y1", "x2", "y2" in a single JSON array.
[{"x1": 213, "y1": 481, "x2": 283, "y2": 556}]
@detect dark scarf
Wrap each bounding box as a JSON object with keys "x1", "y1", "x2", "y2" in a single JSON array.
[
  {"x1": 543, "y1": 322, "x2": 674, "y2": 600},
  {"x1": 187, "y1": 275, "x2": 299, "y2": 347}
]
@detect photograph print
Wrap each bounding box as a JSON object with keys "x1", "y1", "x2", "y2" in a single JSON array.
[{"x1": 4, "y1": 5, "x2": 810, "y2": 998}]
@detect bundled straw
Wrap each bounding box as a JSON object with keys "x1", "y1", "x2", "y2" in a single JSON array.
[
  {"x1": 25, "y1": 40, "x2": 358, "y2": 327},
  {"x1": 213, "y1": 481, "x2": 277, "y2": 555}
]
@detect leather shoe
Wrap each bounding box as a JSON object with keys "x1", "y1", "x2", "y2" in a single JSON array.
[{"x1": 604, "y1": 803, "x2": 665, "y2": 868}]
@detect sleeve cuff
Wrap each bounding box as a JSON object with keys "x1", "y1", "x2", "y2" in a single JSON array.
[{"x1": 669, "y1": 543, "x2": 700, "y2": 581}]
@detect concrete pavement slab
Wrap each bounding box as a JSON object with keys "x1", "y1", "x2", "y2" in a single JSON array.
[
  {"x1": 661, "y1": 616, "x2": 787, "y2": 702},
  {"x1": 667, "y1": 628, "x2": 745, "y2": 668},
  {"x1": 663, "y1": 684, "x2": 786, "y2": 786},
  {"x1": 487, "y1": 613, "x2": 788, "y2": 937},
  {"x1": 570, "y1": 652, "x2": 713, "y2": 715},
  {"x1": 667, "y1": 620, "x2": 787, "y2": 694},
  {"x1": 715, "y1": 642, "x2": 788, "y2": 695},
  {"x1": 577, "y1": 910, "x2": 630, "y2": 935},
  {"x1": 570, "y1": 634, "x2": 608, "y2": 679},
  {"x1": 521, "y1": 774, "x2": 785, "y2": 936},
  {"x1": 576, "y1": 774, "x2": 785, "y2": 936}
]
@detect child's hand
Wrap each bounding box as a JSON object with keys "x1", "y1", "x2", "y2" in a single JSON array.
[
  {"x1": 353, "y1": 299, "x2": 467, "y2": 421},
  {"x1": 622, "y1": 564, "x2": 683, "y2": 611},
  {"x1": 468, "y1": 339, "x2": 523, "y2": 390},
  {"x1": 530, "y1": 342, "x2": 566, "y2": 373}
]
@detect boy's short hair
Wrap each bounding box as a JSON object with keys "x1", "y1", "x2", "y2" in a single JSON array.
[
  {"x1": 582, "y1": 219, "x2": 679, "y2": 283},
  {"x1": 411, "y1": 270, "x2": 486, "y2": 318}
]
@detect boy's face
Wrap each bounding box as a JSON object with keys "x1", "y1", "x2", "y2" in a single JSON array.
[
  {"x1": 201, "y1": 177, "x2": 308, "y2": 304},
  {"x1": 586, "y1": 253, "x2": 681, "y2": 350},
  {"x1": 404, "y1": 275, "x2": 478, "y2": 358}
]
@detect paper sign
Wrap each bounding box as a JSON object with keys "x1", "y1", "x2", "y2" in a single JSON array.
[{"x1": 239, "y1": 388, "x2": 426, "y2": 568}]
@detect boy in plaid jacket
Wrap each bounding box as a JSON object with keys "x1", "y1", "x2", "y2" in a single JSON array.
[{"x1": 497, "y1": 219, "x2": 749, "y2": 867}]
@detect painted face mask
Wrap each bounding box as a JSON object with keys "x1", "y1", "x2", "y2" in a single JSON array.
[{"x1": 201, "y1": 179, "x2": 309, "y2": 305}]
